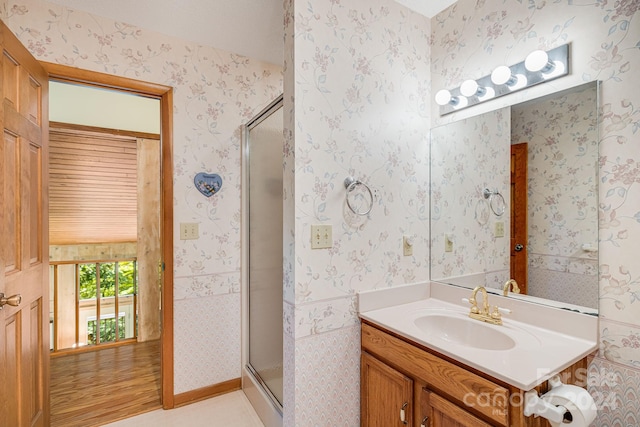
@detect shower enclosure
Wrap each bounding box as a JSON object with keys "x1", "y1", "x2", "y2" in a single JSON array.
[{"x1": 241, "y1": 96, "x2": 283, "y2": 427}]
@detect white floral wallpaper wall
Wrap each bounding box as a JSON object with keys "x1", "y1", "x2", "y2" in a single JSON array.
[
  {"x1": 4, "y1": 0, "x2": 640, "y2": 425},
  {"x1": 512, "y1": 83, "x2": 599, "y2": 308},
  {"x1": 431, "y1": 1, "x2": 640, "y2": 424},
  {"x1": 284, "y1": 0, "x2": 430, "y2": 424},
  {"x1": 431, "y1": 108, "x2": 511, "y2": 282},
  {"x1": 1, "y1": 0, "x2": 283, "y2": 395}
]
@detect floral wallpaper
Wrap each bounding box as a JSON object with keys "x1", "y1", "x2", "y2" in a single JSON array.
[
  {"x1": 512, "y1": 83, "x2": 599, "y2": 308},
  {"x1": 1, "y1": 0, "x2": 283, "y2": 395},
  {"x1": 4, "y1": 0, "x2": 640, "y2": 425},
  {"x1": 431, "y1": 108, "x2": 511, "y2": 282},
  {"x1": 431, "y1": 0, "x2": 640, "y2": 424},
  {"x1": 284, "y1": 0, "x2": 431, "y2": 424},
  {"x1": 286, "y1": 0, "x2": 431, "y2": 334}
]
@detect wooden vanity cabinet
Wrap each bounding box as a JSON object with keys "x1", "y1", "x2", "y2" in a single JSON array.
[
  {"x1": 421, "y1": 389, "x2": 493, "y2": 427},
  {"x1": 361, "y1": 321, "x2": 589, "y2": 427},
  {"x1": 361, "y1": 352, "x2": 413, "y2": 426}
]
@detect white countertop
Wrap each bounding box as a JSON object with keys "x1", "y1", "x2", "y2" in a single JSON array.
[{"x1": 358, "y1": 282, "x2": 598, "y2": 391}]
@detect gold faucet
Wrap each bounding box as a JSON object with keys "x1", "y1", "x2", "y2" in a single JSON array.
[
  {"x1": 503, "y1": 279, "x2": 521, "y2": 296},
  {"x1": 468, "y1": 286, "x2": 503, "y2": 325}
]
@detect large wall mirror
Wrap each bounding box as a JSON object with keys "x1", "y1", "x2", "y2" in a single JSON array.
[{"x1": 430, "y1": 81, "x2": 599, "y2": 313}]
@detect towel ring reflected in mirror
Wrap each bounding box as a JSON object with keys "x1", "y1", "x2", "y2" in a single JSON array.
[
  {"x1": 344, "y1": 176, "x2": 373, "y2": 216},
  {"x1": 483, "y1": 188, "x2": 505, "y2": 216}
]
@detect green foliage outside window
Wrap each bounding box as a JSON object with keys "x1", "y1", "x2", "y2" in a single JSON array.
[
  {"x1": 87, "y1": 317, "x2": 126, "y2": 345},
  {"x1": 79, "y1": 261, "x2": 136, "y2": 300}
]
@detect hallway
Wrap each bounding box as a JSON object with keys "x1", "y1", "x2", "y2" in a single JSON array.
[{"x1": 50, "y1": 341, "x2": 161, "y2": 427}]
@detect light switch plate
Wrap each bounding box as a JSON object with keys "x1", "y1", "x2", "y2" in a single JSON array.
[
  {"x1": 180, "y1": 223, "x2": 199, "y2": 240},
  {"x1": 311, "y1": 224, "x2": 332, "y2": 249},
  {"x1": 403, "y1": 236, "x2": 413, "y2": 256},
  {"x1": 495, "y1": 222, "x2": 505, "y2": 238},
  {"x1": 444, "y1": 234, "x2": 453, "y2": 252}
]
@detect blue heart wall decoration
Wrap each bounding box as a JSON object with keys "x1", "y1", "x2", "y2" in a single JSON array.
[{"x1": 194, "y1": 173, "x2": 223, "y2": 197}]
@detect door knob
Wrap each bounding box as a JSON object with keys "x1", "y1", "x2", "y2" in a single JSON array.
[
  {"x1": 0, "y1": 293, "x2": 21, "y2": 309},
  {"x1": 514, "y1": 243, "x2": 524, "y2": 252}
]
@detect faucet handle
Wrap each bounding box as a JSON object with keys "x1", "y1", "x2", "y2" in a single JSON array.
[
  {"x1": 462, "y1": 297, "x2": 481, "y2": 314},
  {"x1": 491, "y1": 305, "x2": 512, "y2": 319},
  {"x1": 491, "y1": 306, "x2": 501, "y2": 320}
]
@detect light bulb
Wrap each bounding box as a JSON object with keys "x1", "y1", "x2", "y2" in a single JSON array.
[
  {"x1": 478, "y1": 86, "x2": 495, "y2": 101},
  {"x1": 525, "y1": 50, "x2": 554, "y2": 73},
  {"x1": 460, "y1": 79, "x2": 485, "y2": 97},
  {"x1": 543, "y1": 60, "x2": 566, "y2": 79},
  {"x1": 491, "y1": 65, "x2": 515, "y2": 85},
  {"x1": 453, "y1": 96, "x2": 468, "y2": 109},
  {"x1": 435, "y1": 89, "x2": 457, "y2": 106}
]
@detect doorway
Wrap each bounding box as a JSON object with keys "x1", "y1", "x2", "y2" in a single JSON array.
[{"x1": 43, "y1": 63, "x2": 175, "y2": 420}]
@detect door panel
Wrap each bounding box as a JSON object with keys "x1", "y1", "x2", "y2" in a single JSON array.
[
  {"x1": 510, "y1": 143, "x2": 528, "y2": 293},
  {"x1": 3, "y1": 51, "x2": 19, "y2": 107},
  {"x1": 29, "y1": 143, "x2": 42, "y2": 264},
  {"x1": 4, "y1": 313, "x2": 20, "y2": 426},
  {"x1": 4, "y1": 131, "x2": 19, "y2": 271},
  {"x1": 361, "y1": 352, "x2": 413, "y2": 427},
  {"x1": 0, "y1": 19, "x2": 49, "y2": 427}
]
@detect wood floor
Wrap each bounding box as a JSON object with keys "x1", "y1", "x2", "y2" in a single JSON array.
[{"x1": 50, "y1": 340, "x2": 161, "y2": 427}]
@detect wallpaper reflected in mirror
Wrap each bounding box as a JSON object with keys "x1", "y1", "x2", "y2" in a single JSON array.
[{"x1": 431, "y1": 82, "x2": 599, "y2": 311}]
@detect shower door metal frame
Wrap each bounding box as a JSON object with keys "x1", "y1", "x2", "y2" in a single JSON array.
[{"x1": 241, "y1": 94, "x2": 284, "y2": 426}]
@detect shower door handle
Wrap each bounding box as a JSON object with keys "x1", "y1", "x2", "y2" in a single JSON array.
[{"x1": 514, "y1": 243, "x2": 524, "y2": 252}]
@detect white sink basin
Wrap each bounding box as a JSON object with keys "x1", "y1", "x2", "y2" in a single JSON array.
[
  {"x1": 357, "y1": 284, "x2": 599, "y2": 390},
  {"x1": 414, "y1": 313, "x2": 515, "y2": 350}
]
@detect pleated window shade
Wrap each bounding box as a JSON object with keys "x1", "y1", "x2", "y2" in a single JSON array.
[{"x1": 49, "y1": 125, "x2": 138, "y2": 245}]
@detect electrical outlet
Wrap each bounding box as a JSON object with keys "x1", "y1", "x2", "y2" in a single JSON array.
[
  {"x1": 180, "y1": 223, "x2": 199, "y2": 240},
  {"x1": 495, "y1": 222, "x2": 505, "y2": 238},
  {"x1": 444, "y1": 234, "x2": 454, "y2": 252},
  {"x1": 403, "y1": 236, "x2": 413, "y2": 256},
  {"x1": 311, "y1": 224, "x2": 332, "y2": 249}
]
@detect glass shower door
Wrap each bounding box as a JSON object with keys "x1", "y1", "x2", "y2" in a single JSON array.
[{"x1": 246, "y1": 97, "x2": 283, "y2": 409}]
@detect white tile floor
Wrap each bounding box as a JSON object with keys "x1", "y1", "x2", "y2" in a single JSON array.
[{"x1": 103, "y1": 391, "x2": 265, "y2": 427}]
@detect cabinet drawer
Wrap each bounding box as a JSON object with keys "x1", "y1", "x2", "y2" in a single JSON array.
[
  {"x1": 423, "y1": 389, "x2": 494, "y2": 427},
  {"x1": 362, "y1": 323, "x2": 509, "y2": 426}
]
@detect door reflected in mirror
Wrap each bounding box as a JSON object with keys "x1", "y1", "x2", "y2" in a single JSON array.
[{"x1": 430, "y1": 81, "x2": 599, "y2": 312}]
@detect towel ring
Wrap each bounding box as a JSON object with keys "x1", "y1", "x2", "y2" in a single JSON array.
[
  {"x1": 483, "y1": 188, "x2": 505, "y2": 216},
  {"x1": 344, "y1": 176, "x2": 373, "y2": 216}
]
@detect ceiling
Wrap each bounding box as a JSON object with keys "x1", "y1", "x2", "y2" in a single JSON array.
[{"x1": 47, "y1": 0, "x2": 457, "y2": 65}]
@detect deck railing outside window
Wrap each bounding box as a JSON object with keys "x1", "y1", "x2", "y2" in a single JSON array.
[{"x1": 50, "y1": 259, "x2": 138, "y2": 352}]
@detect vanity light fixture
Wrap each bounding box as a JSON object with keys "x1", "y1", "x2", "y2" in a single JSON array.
[
  {"x1": 461, "y1": 79, "x2": 496, "y2": 102},
  {"x1": 490, "y1": 65, "x2": 527, "y2": 90},
  {"x1": 491, "y1": 65, "x2": 516, "y2": 85},
  {"x1": 525, "y1": 49, "x2": 567, "y2": 80},
  {"x1": 460, "y1": 80, "x2": 484, "y2": 97},
  {"x1": 524, "y1": 49, "x2": 554, "y2": 73},
  {"x1": 435, "y1": 44, "x2": 569, "y2": 115},
  {"x1": 435, "y1": 89, "x2": 468, "y2": 109},
  {"x1": 435, "y1": 89, "x2": 457, "y2": 106}
]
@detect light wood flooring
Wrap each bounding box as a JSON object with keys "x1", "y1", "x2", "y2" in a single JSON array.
[{"x1": 50, "y1": 340, "x2": 161, "y2": 427}]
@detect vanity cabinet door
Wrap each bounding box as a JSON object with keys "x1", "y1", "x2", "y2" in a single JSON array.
[
  {"x1": 361, "y1": 352, "x2": 413, "y2": 427},
  {"x1": 421, "y1": 389, "x2": 493, "y2": 427}
]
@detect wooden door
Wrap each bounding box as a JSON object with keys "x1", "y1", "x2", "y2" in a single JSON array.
[
  {"x1": 421, "y1": 389, "x2": 493, "y2": 427},
  {"x1": 510, "y1": 143, "x2": 528, "y2": 294},
  {"x1": 361, "y1": 352, "x2": 413, "y2": 427},
  {"x1": 0, "y1": 20, "x2": 49, "y2": 427}
]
